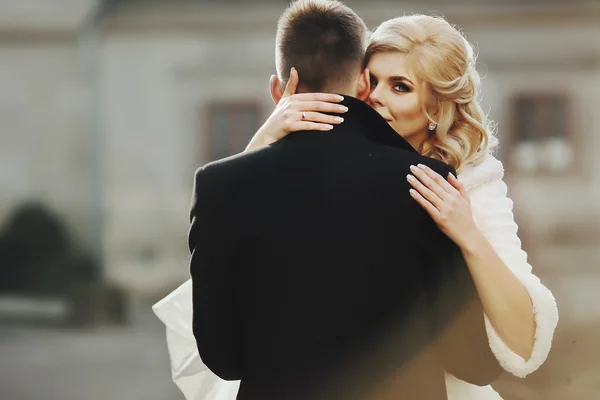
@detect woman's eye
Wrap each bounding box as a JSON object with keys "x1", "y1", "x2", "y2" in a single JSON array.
[
  {"x1": 393, "y1": 83, "x2": 410, "y2": 92},
  {"x1": 370, "y1": 77, "x2": 378, "y2": 86}
]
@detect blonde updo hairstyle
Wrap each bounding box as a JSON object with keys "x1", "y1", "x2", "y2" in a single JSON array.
[{"x1": 366, "y1": 15, "x2": 497, "y2": 172}]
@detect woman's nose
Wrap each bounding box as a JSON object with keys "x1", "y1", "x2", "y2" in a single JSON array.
[{"x1": 368, "y1": 87, "x2": 384, "y2": 107}]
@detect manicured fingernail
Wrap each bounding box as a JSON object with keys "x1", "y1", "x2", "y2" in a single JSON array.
[
  {"x1": 336, "y1": 95, "x2": 344, "y2": 101},
  {"x1": 291, "y1": 67, "x2": 295, "y2": 73},
  {"x1": 334, "y1": 117, "x2": 344, "y2": 123},
  {"x1": 417, "y1": 164, "x2": 426, "y2": 168},
  {"x1": 322, "y1": 125, "x2": 334, "y2": 130},
  {"x1": 407, "y1": 174, "x2": 414, "y2": 181},
  {"x1": 409, "y1": 165, "x2": 417, "y2": 172},
  {"x1": 339, "y1": 106, "x2": 348, "y2": 112},
  {"x1": 409, "y1": 189, "x2": 417, "y2": 197}
]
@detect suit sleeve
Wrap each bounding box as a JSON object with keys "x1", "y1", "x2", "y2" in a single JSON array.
[
  {"x1": 426, "y1": 166, "x2": 503, "y2": 386},
  {"x1": 189, "y1": 168, "x2": 244, "y2": 381}
]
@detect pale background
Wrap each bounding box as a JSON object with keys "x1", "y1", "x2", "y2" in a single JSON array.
[{"x1": 0, "y1": 0, "x2": 599, "y2": 399}]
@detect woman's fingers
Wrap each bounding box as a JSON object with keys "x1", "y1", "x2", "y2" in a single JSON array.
[
  {"x1": 448, "y1": 172, "x2": 469, "y2": 200},
  {"x1": 301, "y1": 111, "x2": 344, "y2": 125},
  {"x1": 292, "y1": 92, "x2": 346, "y2": 104},
  {"x1": 291, "y1": 121, "x2": 335, "y2": 132},
  {"x1": 409, "y1": 165, "x2": 453, "y2": 203},
  {"x1": 409, "y1": 189, "x2": 441, "y2": 221},
  {"x1": 407, "y1": 173, "x2": 443, "y2": 209},
  {"x1": 283, "y1": 110, "x2": 342, "y2": 132},
  {"x1": 286, "y1": 110, "x2": 344, "y2": 132},
  {"x1": 294, "y1": 100, "x2": 348, "y2": 114},
  {"x1": 277, "y1": 69, "x2": 347, "y2": 133},
  {"x1": 416, "y1": 164, "x2": 456, "y2": 194}
]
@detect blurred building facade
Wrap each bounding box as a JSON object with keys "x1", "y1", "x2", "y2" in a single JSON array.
[
  {"x1": 2, "y1": 0, "x2": 600, "y2": 302},
  {"x1": 106, "y1": 0, "x2": 600, "y2": 309},
  {"x1": 1, "y1": 0, "x2": 599, "y2": 298},
  {"x1": 0, "y1": 0, "x2": 98, "y2": 246}
]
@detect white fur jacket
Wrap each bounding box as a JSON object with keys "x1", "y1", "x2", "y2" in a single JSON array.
[{"x1": 152, "y1": 154, "x2": 559, "y2": 400}]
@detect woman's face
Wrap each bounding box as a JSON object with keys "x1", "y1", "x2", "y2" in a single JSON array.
[{"x1": 366, "y1": 52, "x2": 431, "y2": 150}]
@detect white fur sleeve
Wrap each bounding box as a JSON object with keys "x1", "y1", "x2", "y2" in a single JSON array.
[
  {"x1": 467, "y1": 179, "x2": 559, "y2": 378},
  {"x1": 152, "y1": 280, "x2": 240, "y2": 400}
]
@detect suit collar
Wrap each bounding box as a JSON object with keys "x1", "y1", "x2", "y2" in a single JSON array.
[{"x1": 336, "y1": 95, "x2": 418, "y2": 154}]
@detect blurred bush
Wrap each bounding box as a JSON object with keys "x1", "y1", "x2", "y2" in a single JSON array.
[{"x1": 0, "y1": 202, "x2": 126, "y2": 326}]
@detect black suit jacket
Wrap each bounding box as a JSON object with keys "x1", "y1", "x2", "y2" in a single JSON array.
[{"x1": 189, "y1": 96, "x2": 502, "y2": 400}]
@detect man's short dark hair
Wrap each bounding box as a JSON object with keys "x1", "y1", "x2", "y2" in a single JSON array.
[{"x1": 276, "y1": 0, "x2": 368, "y2": 92}]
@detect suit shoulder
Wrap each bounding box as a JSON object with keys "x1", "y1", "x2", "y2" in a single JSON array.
[
  {"x1": 195, "y1": 149, "x2": 261, "y2": 178},
  {"x1": 196, "y1": 152, "x2": 243, "y2": 174},
  {"x1": 412, "y1": 154, "x2": 456, "y2": 176},
  {"x1": 193, "y1": 153, "x2": 240, "y2": 193},
  {"x1": 193, "y1": 147, "x2": 273, "y2": 192}
]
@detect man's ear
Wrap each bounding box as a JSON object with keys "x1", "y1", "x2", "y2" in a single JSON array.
[
  {"x1": 357, "y1": 68, "x2": 370, "y2": 102},
  {"x1": 269, "y1": 75, "x2": 285, "y2": 105}
]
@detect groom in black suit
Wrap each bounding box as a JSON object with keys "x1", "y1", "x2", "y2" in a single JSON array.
[{"x1": 189, "y1": 1, "x2": 502, "y2": 399}]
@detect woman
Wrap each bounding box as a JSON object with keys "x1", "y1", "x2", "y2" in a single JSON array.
[{"x1": 154, "y1": 14, "x2": 558, "y2": 400}]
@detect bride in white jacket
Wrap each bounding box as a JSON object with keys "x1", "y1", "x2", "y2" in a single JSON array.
[{"x1": 153, "y1": 14, "x2": 558, "y2": 400}]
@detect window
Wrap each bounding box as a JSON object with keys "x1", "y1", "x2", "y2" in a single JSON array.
[
  {"x1": 507, "y1": 94, "x2": 574, "y2": 174},
  {"x1": 205, "y1": 101, "x2": 262, "y2": 162}
]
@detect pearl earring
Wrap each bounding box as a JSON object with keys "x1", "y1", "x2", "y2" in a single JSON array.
[{"x1": 428, "y1": 122, "x2": 437, "y2": 131}]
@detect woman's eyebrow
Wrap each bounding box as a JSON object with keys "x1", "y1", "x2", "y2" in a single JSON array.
[{"x1": 389, "y1": 75, "x2": 415, "y2": 86}]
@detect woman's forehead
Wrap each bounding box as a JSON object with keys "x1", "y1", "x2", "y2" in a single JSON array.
[{"x1": 368, "y1": 52, "x2": 416, "y2": 81}]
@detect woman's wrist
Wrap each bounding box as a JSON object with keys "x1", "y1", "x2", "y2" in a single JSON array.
[
  {"x1": 246, "y1": 125, "x2": 274, "y2": 151},
  {"x1": 458, "y1": 226, "x2": 487, "y2": 257}
]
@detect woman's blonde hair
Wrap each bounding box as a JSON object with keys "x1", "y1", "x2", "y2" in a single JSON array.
[{"x1": 366, "y1": 15, "x2": 497, "y2": 172}]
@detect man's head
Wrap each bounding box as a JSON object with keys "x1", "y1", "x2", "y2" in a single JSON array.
[{"x1": 271, "y1": 0, "x2": 370, "y2": 103}]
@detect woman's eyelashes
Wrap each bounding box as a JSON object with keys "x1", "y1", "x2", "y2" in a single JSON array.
[
  {"x1": 369, "y1": 75, "x2": 411, "y2": 93},
  {"x1": 393, "y1": 83, "x2": 411, "y2": 93}
]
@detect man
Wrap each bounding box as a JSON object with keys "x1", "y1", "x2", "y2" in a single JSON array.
[{"x1": 161, "y1": 1, "x2": 502, "y2": 399}]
